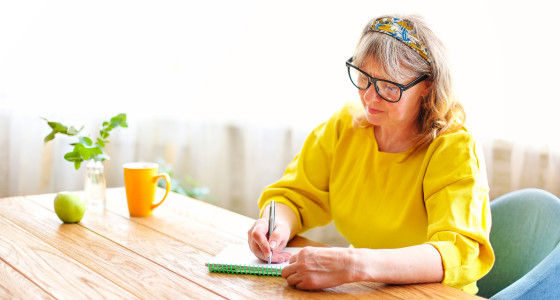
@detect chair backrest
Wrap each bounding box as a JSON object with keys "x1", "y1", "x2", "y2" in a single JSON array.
[{"x1": 477, "y1": 189, "x2": 560, "y2": 298}]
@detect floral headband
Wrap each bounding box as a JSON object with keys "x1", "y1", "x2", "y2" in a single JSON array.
[{"x1": 371, "y1": 17, "x2": 432, "y2": 64}]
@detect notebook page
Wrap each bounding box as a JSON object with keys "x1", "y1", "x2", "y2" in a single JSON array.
[{"x1": 206, "y1": 245, "x2": 301, "y2": 268}]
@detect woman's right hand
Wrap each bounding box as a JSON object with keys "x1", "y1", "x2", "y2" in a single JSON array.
[{"x1": 247, "y1": 217, "x2": 293, "y2": 263}]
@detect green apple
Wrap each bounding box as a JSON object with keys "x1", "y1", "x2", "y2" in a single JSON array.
[{"x1": 54, "y1": 192, "x2": 86, "y2": 223}]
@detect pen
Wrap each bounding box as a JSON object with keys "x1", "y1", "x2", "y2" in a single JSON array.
[{"x1": 268, "y1": 200, "x2": 275, "y2": 265}]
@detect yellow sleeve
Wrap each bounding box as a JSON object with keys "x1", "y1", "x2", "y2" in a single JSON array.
[
  {"x1": 423, "y1": 131, "x2": 495, "y2": 293},
  {"x1": 257, "y1": 105, "x2": 349, "y2": 232}
]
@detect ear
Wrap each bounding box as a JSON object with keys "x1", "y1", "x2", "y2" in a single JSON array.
[{"x1": 420, "y1": 80, "x2": 434, "y2": 98}]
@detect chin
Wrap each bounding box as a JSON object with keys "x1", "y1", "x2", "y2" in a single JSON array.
[{"x1": 365, "y1": 114, "x2": 382, "y2": 126}]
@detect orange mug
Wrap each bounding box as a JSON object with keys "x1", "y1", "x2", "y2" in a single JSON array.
[{"x1": 123, "y1": 162, "x2": 171, "y2": 217}]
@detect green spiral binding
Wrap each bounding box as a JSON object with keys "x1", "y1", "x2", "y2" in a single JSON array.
[{"x1": 208, "y1": 263, "x2": 281, "y2": 276}]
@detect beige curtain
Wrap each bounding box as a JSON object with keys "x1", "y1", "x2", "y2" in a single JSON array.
[
  {"x1": 484, "y1": 139, "x2": 560, "y2": 200},
  {"x1": 2, "y1": 109, "x2": 560, "y2": 246}
]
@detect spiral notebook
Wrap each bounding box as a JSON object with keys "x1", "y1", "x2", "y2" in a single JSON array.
[{"x1": 205, "y1": 245, "x2": 301, "y2": 276}]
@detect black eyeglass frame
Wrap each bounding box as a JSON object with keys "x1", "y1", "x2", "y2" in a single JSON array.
[{"x1": 345, "y1": 57, "x2": 429, "y2": 103}]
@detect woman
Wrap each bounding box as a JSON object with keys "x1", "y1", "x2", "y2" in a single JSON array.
[{"x1": 247, "y1": 15, "x2": 494, "y2": 294}]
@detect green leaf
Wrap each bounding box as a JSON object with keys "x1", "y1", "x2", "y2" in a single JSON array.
[
  {"x1": 110, "y1": 113, "x2": 127, "y2": 128},
  {"x1": 92, "y1": 147, "x2": 109, "y2": 162},
  {"x1": 96, "y1": 138, "x2": 105, "y2": 147},
  {"x1": 43, "y1": 119, "x2": 68, "y2": 143},
  {"x1": 92, "y1": 146, "x2": 104, "y2": 157},
  {"x1": 46, "y1": 121, "x2": 68, "y2": 132},
  {"x1": 79, "y1": 136, "x2": 92, "y2": 146},
  {"x1": 42, "y1": 118, "x2": 83, "y2": 144},
  {"x1": 82, "y1": 144, "x2": 103, "y2": 161},
  {"x1": 42, "y1": 113, "x2": 126, "y2": 169},
  {"x1": 67, "y1": 126, "x2": 83, "y2": 136},
  {"x1": 64, "y1": 150, "x2": 81, "y2": 162},
  {"x1": 93, "y1": 153, "x2": 109, "y2": 161},
  {"x1": 44, "y1": 132, "x2": 56, "y2": 144},
  {"x1": 73, "y1": 144, "x2": 89, "y2": 160}
]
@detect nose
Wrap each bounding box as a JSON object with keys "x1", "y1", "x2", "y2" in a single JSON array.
[{"x1": 362, "y1": 84, "x2": 382, "y2": 104}]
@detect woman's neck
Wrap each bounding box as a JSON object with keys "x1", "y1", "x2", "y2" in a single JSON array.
[{"x1": 374, "y1": 125, "x2": 417, "y2": 153}]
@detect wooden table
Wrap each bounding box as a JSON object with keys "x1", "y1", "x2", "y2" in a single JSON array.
[{"x1": 0, "y1": 187, "x2": 482, "y2": 299}]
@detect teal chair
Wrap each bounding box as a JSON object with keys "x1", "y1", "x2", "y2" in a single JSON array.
[{"x1": 477, "y1": 188, "x2": 560, "y2": 299}]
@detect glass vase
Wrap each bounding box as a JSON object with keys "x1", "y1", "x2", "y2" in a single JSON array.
[{"x1": 84, "y1": 160, "x2": 107, "y2": 211}]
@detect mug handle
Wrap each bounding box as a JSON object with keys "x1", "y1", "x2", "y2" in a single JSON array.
[{"x1": 151, "y1": 173, "x2": 171, "y2": 210}]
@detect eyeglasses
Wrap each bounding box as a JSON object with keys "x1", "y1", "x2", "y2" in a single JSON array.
[{"x1": 346, "y1": 57, "x2": 429, "y2": 103}]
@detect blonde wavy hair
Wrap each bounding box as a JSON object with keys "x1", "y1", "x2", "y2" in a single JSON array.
[{"x1": 351, "y1": 14, "x2": 465, "y2": 154}]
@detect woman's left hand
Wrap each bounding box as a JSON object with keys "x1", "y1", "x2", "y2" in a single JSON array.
[{"x1": 281, "y1": 247, "x2": 355, "y2": 290}]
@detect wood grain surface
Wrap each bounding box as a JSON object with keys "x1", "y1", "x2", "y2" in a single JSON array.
[{"x1": 0, "y1": 188, "x2": 483, "y2": 299}]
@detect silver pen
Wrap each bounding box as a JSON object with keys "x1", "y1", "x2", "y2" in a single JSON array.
[{"x1": 268, "y1": 200, "x2": 275, "y2": 265}]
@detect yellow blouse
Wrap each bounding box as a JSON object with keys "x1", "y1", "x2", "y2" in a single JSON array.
[{"x1": 258, "y1": 102, "x2": 494, "y2": 294}]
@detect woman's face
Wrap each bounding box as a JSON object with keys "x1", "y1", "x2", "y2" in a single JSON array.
[{"x1": 358, "y1": 59, "x2": 431, "y2": 131}]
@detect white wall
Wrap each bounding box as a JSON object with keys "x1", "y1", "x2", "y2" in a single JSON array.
[{"x1": 2, "y1": 0, "x2": 559, "y2": 139}]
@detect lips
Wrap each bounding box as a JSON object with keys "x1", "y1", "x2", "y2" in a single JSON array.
[{"x1": 367, "y1": 107, "x2": 383, "y2": 114}]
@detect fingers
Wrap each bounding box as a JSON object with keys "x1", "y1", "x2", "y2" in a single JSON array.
[
  {"x1": 268, "y1": 224, "x2": 285, "y2": 250},
  {"x1": 281, "y1": 258, "x2": 297, "y2": 278},
  {"x1": 281, "y1": 247, "x2": 340, "y2": 290},
  {"x1": 273, "y1": 251, "x2": 292, "y2": 263},
  {"x1": 248, "y1": 219, "x2": 292, "y2": 263},
  {"x1": 289, "y1": 251, "x2": 298, "y2": 263},
  {"x1": 248, "y1": 219, "x2": 270, "y2": 260},
  {"x1": 282, "y1": 260, "x2": 308, "y2": 289}
]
